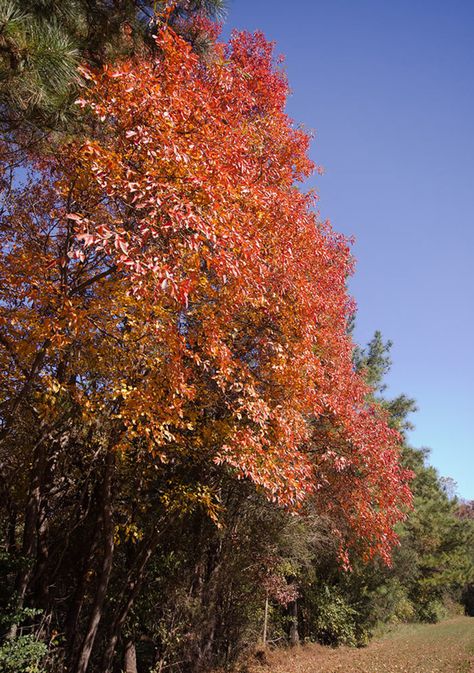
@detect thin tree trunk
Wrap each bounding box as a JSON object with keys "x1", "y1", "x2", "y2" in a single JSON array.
[
  {"x1": 124, "y1": 639, "x2": 138, "y2": 673},
  {"x1": 195, "y1": 545, "x2": 223, "y2": 671},
  {"x1": 0, "y1": 339, "x2": 50, "y2": 443},
  {"x1": 7, "y1": 436, "x2": 48, "y2": 639},
  {"x1": 102, "y1": 525, "x2": 163, "y2": 673},
  {"x1": 65, "y1": 507, "x2": 101, "y2": 666},
  {"x1": 6, "y1": 503, "x2": 17, "y2": 554},
  {"x1": 34, "y1": 505, "x2": 50, "y2": 612},
  {"x1": 73, "y1": 450, "x2": 115, "y2": 673},
  {"x1": 289, "y1": 599, "x2": 299, "y2": 647},
  {"x1": 262, "y1": 592, "x2": 269, "y2": 647},
  {"x1": 196, "y1": 611, "x2": 217, "y2": 671}
]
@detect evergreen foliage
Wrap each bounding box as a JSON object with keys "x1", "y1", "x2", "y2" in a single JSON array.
[{"x1": 0, "y1": 0, "x2": 226, "y2": 129}]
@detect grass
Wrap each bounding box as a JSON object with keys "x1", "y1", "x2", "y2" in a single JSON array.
[{"x1": 246, "y1": 617, "x2": 474, "y2": 673}]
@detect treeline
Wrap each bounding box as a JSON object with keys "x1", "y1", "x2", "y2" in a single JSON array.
[
  {"x1": 292, "y1": 334, "x2": 474, "y2": 647},
  {"x1": 1, "y1": 327, "x2": 473, "y2": 672},
  {"x1": 0, "y1": 3, "x2": 473, "y2": 673}
]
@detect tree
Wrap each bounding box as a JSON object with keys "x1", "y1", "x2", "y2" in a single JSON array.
[
  {"x1": 398, "y1": 448, "x2": 474, "y2": 622},
  {"x1": 354, "y1": 330, "x2": 418, "y2": 433},
  {"x1": 0, "y1": 20, "x2": 411, "y2": 672},
  {"x1": 0, "y1": 0, "x2": 226, "y2": 131},
  {"x1": 292, "y1": 333, "x2": 474, "y2": 646},
  {"x1": 63, "y1": 25, "x2": 411, "y2": 541}
]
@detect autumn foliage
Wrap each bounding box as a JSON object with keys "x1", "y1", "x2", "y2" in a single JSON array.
[
  {"x1": 73, "y1": 26, "x2": 411, "y2": 552},
  {"x1": 0, "y1": 18, "x2": 414, "y2": 673},
  {"x1": 2, "y1": 24, "x2": 410, "y2": 552}
]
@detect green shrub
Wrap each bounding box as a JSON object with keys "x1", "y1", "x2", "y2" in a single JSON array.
[
  {"x1": 392, "y1": 596, "x2": 416, "y2": 623},
  {"x1": 416, "y1": 599, "x2": 446, "y2": 623},
  {"x1": 306, "y1": 586, "x2": 358, "y2": 647},
  {"x1": 0, "y1": 635, "x2": 47, "y2": 673}
]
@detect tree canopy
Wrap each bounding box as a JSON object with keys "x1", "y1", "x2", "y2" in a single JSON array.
[{"x1": 0, "y1": 0, "x2": 226, "y2": 128}]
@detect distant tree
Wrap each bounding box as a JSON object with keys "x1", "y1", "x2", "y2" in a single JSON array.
[
  {"x1": 440, "y1": 476, "x2": 458, "y2": 500},
  {"x1": 354, "y1": 330, "x2": 417, "y2": 432},
  {"x1": 293, "y1": 333, "x2": 474, "y2": 645},
  {"x1": 457, "y1": 500, "x2": 474, "y2": 520},
  {"x1": 458, "y1": 502, "x2": 474, "y2": 616},
  {"x1": 358, "y1": 335, "x2": 473, "y2": 624},
  {"x1": 398, "y1": 447, "x2": 474, "y2": 621}
]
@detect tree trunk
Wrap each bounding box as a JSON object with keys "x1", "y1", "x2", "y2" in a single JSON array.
[
  {"x1": 73, "y1": 450, "x2": 115, "y2": 673},
  {"x1": 262, "y1": 592, "x2": 269, "y2": 647},
  {"x1": 7, "y1": 435, "x2": 48, "y2": 639},
  {"x1": 65, "y1": 506, "x2": 101, "y2": 666},
  {"x1": 34, "y1": 505, "x2": 50, "y2": 613},
  {"x1": 0, "y1": 339, "x2": 50, "y2": 443},
  {"x1": 289, "y1": 599, "x2": 299, "y2": 647},
  {"x1": 102, "y1": 525, "x2": 163, "y2": 673},
  {"x1": 124, "y1": 639, "x2": 138, "y2": 673},
  {"x1": 6, "y1": 503, "x2": 17, "y2": 554}
]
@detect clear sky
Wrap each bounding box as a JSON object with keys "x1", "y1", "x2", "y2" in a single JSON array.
[{"x1": 223, "y1": 0, "x2": 474, "y2": 499}]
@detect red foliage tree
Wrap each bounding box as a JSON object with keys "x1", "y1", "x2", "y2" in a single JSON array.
[
  {"x1": 0, "y1": 23, "x2": 412, "y2": 570},
  {"x1": 59, "y1": 25, "x2": 411, "y2": 558}
]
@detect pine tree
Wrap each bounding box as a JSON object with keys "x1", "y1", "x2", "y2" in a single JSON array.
[{"x1": 0, "y1": 0, "x2": 226, "y2": 130}]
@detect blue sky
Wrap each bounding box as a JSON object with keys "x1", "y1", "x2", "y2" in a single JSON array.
[{"x1": 223, "y1": 0, "x2": 474, "y2": 499}]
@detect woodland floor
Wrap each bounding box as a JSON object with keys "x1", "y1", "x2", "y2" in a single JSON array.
[{"x1": 246, "y1": 616, "x2": 474, "y2": 673}]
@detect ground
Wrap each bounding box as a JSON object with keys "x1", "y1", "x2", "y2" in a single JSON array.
[{"x1": 247, "y1": 617, "x2": 474, "y2": 673}]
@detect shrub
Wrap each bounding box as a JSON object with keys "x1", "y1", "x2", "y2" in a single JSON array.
[
  {"x1": 305, "y1": 586, "x2": 358, "y2": 647},
  {"x1": 0, "y1": 636, "x2": 47, "y2": 673},
  {"x1": 416, "y1": 599, "x2": 446, "y2": 623}
]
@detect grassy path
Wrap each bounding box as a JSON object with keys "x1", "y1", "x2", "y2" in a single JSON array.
[{"x1": 251, "y1": 617, "x2": 474, "y2": 673}]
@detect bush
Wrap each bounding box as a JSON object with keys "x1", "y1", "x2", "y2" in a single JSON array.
[
  {"x1": 305, "y1": 586, "x2": 358, "y2": 647},
  {"x1": 392, "y1": 596, "x2": 416, "y2": 623},
  {"x1": 416, "y1": 599, "x2": 446, "y2": 623},
  {"x1": 0, "y1": 636, "x2": 47, "y2": 673}
]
